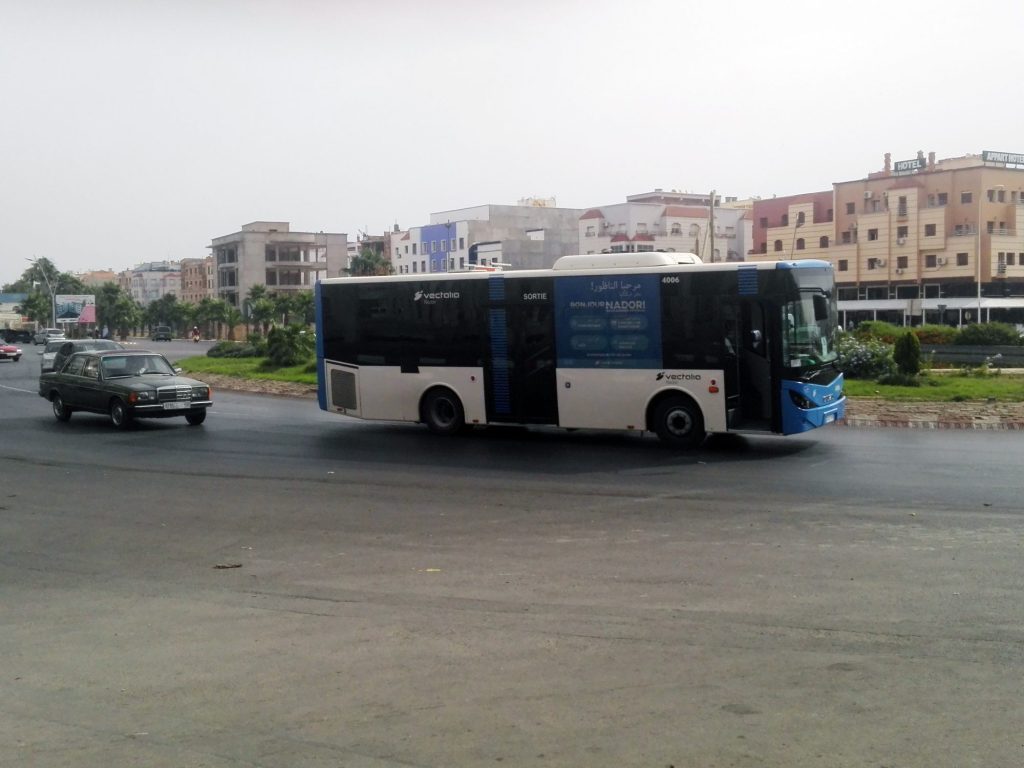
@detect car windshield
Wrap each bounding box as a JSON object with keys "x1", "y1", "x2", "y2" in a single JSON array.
[
  {"x1": 81, "y1": 340, "x2": 121, "y2": 351},
  {"x1": 45, "y1": 341, "x2": 65, "y2": 353},
  {"x1": 101, "y1": 354, "x2": 176, "y2": 378}
]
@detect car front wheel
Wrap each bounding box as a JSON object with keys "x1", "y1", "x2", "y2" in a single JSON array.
[
  {"x1": 185, "y1": 410, "x2": 207, "y2": 426},
  {"x1": 52, "y1": 393, "x2": 72, "y2": 422},
  {"x1": 109, "y1": 398, "x2": 133, "y2": 430}
]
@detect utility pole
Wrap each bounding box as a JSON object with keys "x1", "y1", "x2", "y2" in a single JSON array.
[{"x1": 708, "y1": 190, "x2": 715, "y2": 262}]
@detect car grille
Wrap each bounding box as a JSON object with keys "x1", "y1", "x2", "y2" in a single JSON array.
[{"x1": 158, "y1": 385, "x2": 194, "y2": 403}]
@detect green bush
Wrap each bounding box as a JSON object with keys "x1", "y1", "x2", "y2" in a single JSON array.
[
  {"x1": 264, "y1": 324, "x2": 314, "y2": 368},
  {"x1": 953, "y1": 322, "x2": 1023, "y2": 346},
  {"x1": 893, "y1": 331, "x2": 921, "y2": 375},
  {"x1": 852, "y1": 321, "x2": 903, "y2": 343},
  {"x1": 207, "y1": 341, "x2": 261, "y2": 358},
  {"x1": 247, "y1": 332, "x2": 269, "y2": 356},
  {"x1": 837, "y1": 333, "x2": 895, "y2": 379},
  {"x1": 914, "y1": 324, "x2": 959, "y2": 345}
]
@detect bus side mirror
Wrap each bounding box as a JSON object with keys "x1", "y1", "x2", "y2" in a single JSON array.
[
  {"x1": 750, "y1": 329, "x2": 763, "y2": 349},
  {"x1": 813, "y1": 294, "x2": 829, "y2": 322}
]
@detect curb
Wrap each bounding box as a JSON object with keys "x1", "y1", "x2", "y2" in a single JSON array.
[{"x1": 839, "y1": 418, "x2": 1024, "y2": 431}]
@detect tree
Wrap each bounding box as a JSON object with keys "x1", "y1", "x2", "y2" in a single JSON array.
[
  {"x1": 893, "y1": 331, "x2": 921, "y2": 375},
  {"x1": 248, "y1": 297, "x2": 276, "y2": 336},
  {"x1": 18, "y1": 292, "x2": 52, "y2": 326},
  {"x1": 274, "y1": 292, "x2": 297, "y2": 326},
  {"x1": 223, "y1": 306, "x2": 244, "y2": 341},
  {"x1": 345, "y1": 249, "x2": 393, "y2": 276},
  {"x1": 291, "y1": 291, "x2": 316, "y2": 326}
]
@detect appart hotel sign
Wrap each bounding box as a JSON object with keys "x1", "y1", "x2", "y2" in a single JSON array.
[{"x1": 983, "y1": 150, "x2": 1024, "y2": 166}]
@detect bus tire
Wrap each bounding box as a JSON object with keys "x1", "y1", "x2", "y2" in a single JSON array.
[
  {"x1": 421, "y1": 388, "x2": 465, "y2": 436},
  {"x1": 651, "y1": 396, "x2": 705, "y2": 448}
]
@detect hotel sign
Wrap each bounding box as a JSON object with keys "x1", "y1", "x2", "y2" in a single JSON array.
[
  {"x1": 893, "y1": 157, "x2": 925, "y2": 175},
  {"x1": 983, "y1": 150, "x2": 1024, "y2": 166}
]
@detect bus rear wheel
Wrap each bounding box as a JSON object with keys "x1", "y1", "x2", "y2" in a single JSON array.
[
  {"x1": 652, "y1": 396, "x2": 705, "y2": 448},
  {"x1": 421, "y1": 388, "x2": 466, "y2": 435}
]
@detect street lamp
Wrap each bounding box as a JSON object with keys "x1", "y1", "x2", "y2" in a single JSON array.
[
  {"x1": 26, "y1": 257, "x2": 57, "y2": 328},
  {"x1": 787, "y1": 218, "x2": 804, "y2": 259}
]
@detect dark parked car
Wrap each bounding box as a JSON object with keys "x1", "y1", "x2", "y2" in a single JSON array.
[
  {"x1": 43, "y1": 338, "x2": 123, "y2": 373},
  {"x1": 3, "y1": 329, "x2": 33, "y2": 344},
  {"x1": 151, "y1": 326, "x2": 173, "y2": 341},
  {"x1": 38, "y1": 349, "x2": 212, "y2": 429}
]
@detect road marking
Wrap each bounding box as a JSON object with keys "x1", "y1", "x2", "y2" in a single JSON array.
[{"x1": 0, "y1": 383, "x2": 36, "y2": 394}]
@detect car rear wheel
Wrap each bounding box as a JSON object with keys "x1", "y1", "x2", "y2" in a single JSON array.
[
  {"x1": 185, "y1": 410, "x2": 207, "y2": 426},
  {"x1": 109, "y1": 398, "x2": 133, "y2": 430},
  {"x1": 52, "y1": 393, "x2": 72, "y2": 422}
]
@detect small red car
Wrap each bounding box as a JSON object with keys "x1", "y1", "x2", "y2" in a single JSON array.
[{"x1": 0, "y1": 342, "x2": 23, "y2": 362}]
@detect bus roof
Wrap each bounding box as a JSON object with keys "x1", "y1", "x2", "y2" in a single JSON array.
[{"x1": 320, "y1": 256, "x2": 833, "y2": 285}]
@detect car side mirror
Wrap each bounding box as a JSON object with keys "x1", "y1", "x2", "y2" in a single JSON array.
[
  {"x1": 174, "y1": 367, "x2": 182, "y2": 374},
  {"x1": 38, "y1": 350, "x2": 43, "y2": 355}
]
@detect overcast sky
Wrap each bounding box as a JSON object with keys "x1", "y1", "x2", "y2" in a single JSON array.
[{"x1": 2, "y1": 0, "x2": 1021, "y2": 287}]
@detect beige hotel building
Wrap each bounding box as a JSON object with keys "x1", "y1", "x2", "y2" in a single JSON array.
[{"x1": 749, "y1": 151, "x2": 1024, "y2": 327}]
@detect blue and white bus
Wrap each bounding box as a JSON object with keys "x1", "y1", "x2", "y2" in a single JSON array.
[{"x1": 314, "y1": 252, "x2": 845, "y2": 447}]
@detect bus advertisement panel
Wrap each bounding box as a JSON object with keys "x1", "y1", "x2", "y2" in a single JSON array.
[{"x1": 555, "y1": 274, "x2": 662, "y2": 369}]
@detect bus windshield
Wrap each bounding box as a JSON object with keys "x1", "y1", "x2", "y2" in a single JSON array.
[{"x1": 780, "y1": 276, "x2": 839, "y2": 370}]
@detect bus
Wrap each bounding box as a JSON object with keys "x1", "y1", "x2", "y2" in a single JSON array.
[{"x1": 314, "y1": 252, "x2": 845, "y2": 447}]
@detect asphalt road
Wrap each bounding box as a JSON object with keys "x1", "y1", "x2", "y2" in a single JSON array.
[{"x1": 2, "y1": 349, "x2": 1022, "y2": 767}]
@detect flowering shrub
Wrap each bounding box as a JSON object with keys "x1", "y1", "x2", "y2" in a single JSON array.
[{"x1": 836, "y1": 333, "x2": 895, "y2": 379}]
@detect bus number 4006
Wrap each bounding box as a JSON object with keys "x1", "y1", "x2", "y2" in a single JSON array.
[{"x1": 662, "y1": 276, "x2": 680, "y2": 283}]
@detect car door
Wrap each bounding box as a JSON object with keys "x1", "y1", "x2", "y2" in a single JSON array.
[
  {"x1": 78, "y1": 356, "x2": 107, "y2": 411},
  {"x1": 58, "y1": 354, "x2": 88, "y2": 407}
]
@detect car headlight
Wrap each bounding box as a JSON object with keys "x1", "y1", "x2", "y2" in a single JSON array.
[
  {"x1": 133, "y1": 391, "x2": 156, "y2": 402},
  {"x1": 192, "y1": 386, "x2": 209, "y2": 399},
  {"x1": 788, "y1": 390, "x2": 815, "y2": 410}
]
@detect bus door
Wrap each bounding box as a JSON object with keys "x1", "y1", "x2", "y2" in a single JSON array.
[
  {"x1": 485, "y1": 277, "x2": 558, "y2": 425},
  {"x1": 739, "y1": 300, "x2": 773, "y2": 426}
]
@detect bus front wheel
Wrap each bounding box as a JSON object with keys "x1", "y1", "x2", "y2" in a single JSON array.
[
  {"x1": 652, "y1": 397, "x2": 705, "y2": 448},
  {"x1": 421, "y1": 388, "x2": 466, "y2": 436}
]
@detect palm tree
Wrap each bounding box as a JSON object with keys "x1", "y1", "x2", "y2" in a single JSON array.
[
  {"x1": 223, "y1": 306, "x2": 244, "y2": 341},
  {"x1": 345, "y1": 249, "x2": 393, "y2": 276}
]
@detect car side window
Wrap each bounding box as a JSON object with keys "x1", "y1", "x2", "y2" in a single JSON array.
[
  {"x1": 64, "y1": 355, "x2": 86, "y2": 376},
  {"x1": 82, "y1": 357, "x2": 100, "y2": 380}
]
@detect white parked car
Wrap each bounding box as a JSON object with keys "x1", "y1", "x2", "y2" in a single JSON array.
[{"x1": 33, "y1": 328, "x2": 66, "y2": 345}]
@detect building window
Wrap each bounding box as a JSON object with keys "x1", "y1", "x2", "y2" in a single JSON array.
[
  {"x1": 412, "y1": 243, "x2": 417, "y2": 255},
  {"x1": 460, "y1": 257, "x2": 465, "y2": 269},
  {"x1": 937, "y1": 192, "x2": 948, "y2": 206},
  {"x1": 459, "y1": 237, "x2": 465, "y2": 250},
  {"x1": 760, "y1": 242, "x2": 767, "y2": 254},
  {"x1": 987, "y1": 189, "x2": 995, "y2": 202},
  {"x1": 758, "y1": 217, "x2": 767, "y2": 229},
  {"x1": 795, "y1": 238, "x2": 805, "y2": 250},
  {"x1": 961, "y1": 192, "x2": 973, "y2": 204},
  {"x1": 925, "y1": 254, "x2": 937, "y2": 268},
  {"x1": 781, "y1": 214, "x2": 789, "y2": 226},
  {"x1": 957, "y1": 252, "x2": 968, "y2": 266},
  {"x1": 868, "y1": 229, "x2": 879, "y2": 241},
  {"x1": 585, "y1": 226, "x2": 595, "y2": 237},
  {"x1": 846, "y1": 202, "x2": 855, "y2": 214},
  {"x1": 450, "y1": 239, "x2": 456, "y2": 250},
  {"x1": 670, "y1": 223, "x2": 682, "y2": 235},
  {"x1": 841, "y1": 231, "x2": 851, "y2": 244},
  {"x1": 412, "y1": 262, "x2": 417, "y2": 273},
  {"x1": 826, "y1": 208, "x2": 833, "y2": 221},
  {"x1": 998, "y1": 189, "x2": 1006, "y2": 202},
  {"x1": 925, "y1": 223, "x2": 936, "y2": 237},
  {"x1": 421, "y1": 260, "x2": 426, "y2": 272},
  {"x1": 867, "y1": 258, "x2": 878, "y2": 270},
  {"x1": 897, "y1": 225, "x2": 908, "y2": 238},
  {"x1": 819, "y1": 236, "x2": 829, "y2": 248},
  {"x1": 395, "y1": 247, "x2": 400, "y2": 256},
  {"x1": 773, "y1": 239, "x2": 783, "y2": 252},
  {"x1": 796, "y1": 211, "x2": 805, "y2": 225},
  {"x1": 838, "y1": 259, "x2": 848, "y2": 271},
  {"x1": 897, "y1": 256, "x2": 908, "y2": 269}
]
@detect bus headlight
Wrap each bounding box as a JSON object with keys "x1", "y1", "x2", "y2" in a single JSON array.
[{"x1": 788, "y1": 390, "x2": 814, "y2": 410}]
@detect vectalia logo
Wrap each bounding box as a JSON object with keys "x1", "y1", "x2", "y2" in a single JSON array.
[
  {"x1": 656, "y1": 371, "x2": 701, "y2": 381},
  {"x1": 414, "y1": 290, "x2": 460, "y2": 301}
]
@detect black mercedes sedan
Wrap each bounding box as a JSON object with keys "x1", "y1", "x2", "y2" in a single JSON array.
[{"x1": 38, "y1": 349, "x2": 212, "y2": 428}]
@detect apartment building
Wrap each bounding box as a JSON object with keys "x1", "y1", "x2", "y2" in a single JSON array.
[
  {"x1": 118, "y1": 261, "x2": 181, "y2": 305},
  {"x1": 179, "y1": 256, "x2": 214, "y2": 306},
  {"x1": 209, "y1": 222, "x2": 347, "y2": 309},
  {"x1": 749, "y1": 152, "x2": 1024, "y2": 327},
  {"x1": 389, "y1": 201, "x2": 582, "y2": 275},
  {"x1": 579, "y1": 190, "x2": 751, "y2": 262}
]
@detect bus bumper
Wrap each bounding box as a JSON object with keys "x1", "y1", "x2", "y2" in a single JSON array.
[{"x1": 779, "y1": 373, "x2": 846, "y2": 435}]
